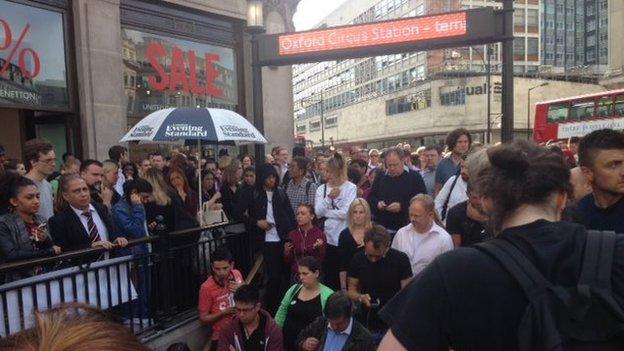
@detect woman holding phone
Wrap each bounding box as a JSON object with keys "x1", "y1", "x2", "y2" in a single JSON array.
[{"x1": 0, "y1": 173, "x2": 61, "y2": 282}]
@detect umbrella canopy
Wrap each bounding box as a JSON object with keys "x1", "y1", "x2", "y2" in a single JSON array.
[{"x1": 120, "y1": 107, "x2": 267, "y2": 144}]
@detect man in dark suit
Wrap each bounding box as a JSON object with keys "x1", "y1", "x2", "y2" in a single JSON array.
[{"x1": 49, "y1": 174, "x2": 128, "y2": 254}]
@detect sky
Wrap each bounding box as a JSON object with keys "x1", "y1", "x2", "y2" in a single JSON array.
[{"x1": 292, "y1": 0, "x2": 350, "y2": 30}]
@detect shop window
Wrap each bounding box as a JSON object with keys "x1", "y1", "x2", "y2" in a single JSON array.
[
  {"x1": 570, "y1": 99, "x2": 595, "y2": 121},
  {"x1": 547, "y1": 103, "x2": 569, "y2": 123},
  {"x1": 0, "y1": 1, "x2": 69, "y2": 108},
  {"x1": 596, "y1": 96, "x2": 613, "y2": 117}
]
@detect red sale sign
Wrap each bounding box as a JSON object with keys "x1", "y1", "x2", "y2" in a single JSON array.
[{"x1": 146, "y1": 42, "x2": 223, "y2": 97}]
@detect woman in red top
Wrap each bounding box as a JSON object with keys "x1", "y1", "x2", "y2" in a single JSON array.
[{"x1": 284, "y1": 203, "x2": 327, "y2": 276}]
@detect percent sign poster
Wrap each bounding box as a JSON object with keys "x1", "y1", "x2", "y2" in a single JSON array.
[{"x1": 0, "y1": 1, "x2": 69, "y2": 108}]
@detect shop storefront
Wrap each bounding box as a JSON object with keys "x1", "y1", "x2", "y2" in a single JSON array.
[
  {"x1": 120, "y1": 0, "x2": 246, "y2": 157},
  {"x1": 0, "y1": 0, "x2": 77, "y2": 165}
]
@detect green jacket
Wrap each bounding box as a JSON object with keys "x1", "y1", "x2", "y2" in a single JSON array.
[{"x1": 275, "y1": 283, "x2": 334, "y2": 327}]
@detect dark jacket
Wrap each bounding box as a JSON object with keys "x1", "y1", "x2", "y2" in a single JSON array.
[
  {"x1": 217, "y1": 309, "x2": 283, "y2": 351},
  {"x1": 368, "y1": 169, "x2": 427, "y2": 230},
  {"x1": 220, "y1": 183, "x2": 239, "y2": 220},
  {"x1": 0, "y1": 212, "x2": 56, "y2": 281},
  {"x1": 296, "y1": 316, "x2": 376, "y2": 351},
  {"x1": 49, "y1": 202, "x2": 115, "y2": 253},
  {"x1": 248, "y1": 187, "x2": 296, "y2": 244}
]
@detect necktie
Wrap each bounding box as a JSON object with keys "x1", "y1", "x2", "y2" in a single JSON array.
[{"x1": 82, "y1": 211, "x2": 101, "y2": 243}]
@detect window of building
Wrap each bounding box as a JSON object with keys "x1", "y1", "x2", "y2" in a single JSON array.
[
  {"x1": 514, "y1": 38, "x2": 525, "y2": 60},
  {"x1": 440, "y1": 89, "x2": 465, "y2": 106},
  {"x1": 527, "y1": 9, "x2": 538, "y2": 30},
  {"x1": 547, "y1": 103, "x2": 569, "y2": 123},
  {"x1": 596, "y1": 96, "x2": 613, "y2": 117},
  {"x1": 296, "y1": 124, "x2": 306, "y2": 133},
  {"x1": 570, "y1": 99, "x2": 595, "y2": 121},
  {"x1": 325, "y1": 116, "x2": 337, "y2": 127},
  {"x1": 615, "y1": 95, "x2": 624, "y2": 116},
  {"x1": 527, "y1": 38, "x2": 539, "y2": 60},
  {"x1": 309, "y1": 121, "x2": 320, "y2": 131},
  {"x1": 514, "y1": 10, "x2": 525, "y2": 27},
  {"x1": 386, "y1": 89, "x2": 431, "y2": 115}
]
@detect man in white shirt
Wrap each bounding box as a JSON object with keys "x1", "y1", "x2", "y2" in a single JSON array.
[
  {"x1": 23, "y1": 139, "x2": 56, "y2": 220},
  {"x1": 392, "y1": 194, "x2": 453, "y2": 276}
]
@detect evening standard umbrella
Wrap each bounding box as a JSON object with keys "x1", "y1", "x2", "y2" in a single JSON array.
[
  {"x1": 120, "y1": 107, "x2": 267, "y2": 144},
  {"x1": 120, "y1": 107, "x2": 267, "y2": 225}
]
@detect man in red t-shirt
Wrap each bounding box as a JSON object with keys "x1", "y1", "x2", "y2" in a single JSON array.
[{"x1": 198, "y1": 247, "x2": 244, "y2": 351}]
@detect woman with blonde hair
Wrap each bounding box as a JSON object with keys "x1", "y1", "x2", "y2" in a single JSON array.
[
  {"x1": 143, "y1": 168, "x2": 198, "y2": 234},
  {"x1": 314, "y1": 152, "x2": 357, "y2": 290},
  {"x1": 0, "y1": 303, "x2": 149, "y2": 351},
  {"x1": 338, "y1": 198, "x2": 372, "y2": 291}
]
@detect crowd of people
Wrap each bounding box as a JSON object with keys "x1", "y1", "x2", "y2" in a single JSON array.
[{"x1": 1, "y1": 125, "x2": 624, "y2": 350}]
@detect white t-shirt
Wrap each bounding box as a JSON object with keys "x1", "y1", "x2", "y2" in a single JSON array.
[
  {"x1": 434, "y1": 175, "x2": 468, "y2": 225},
  {"x1": 391, "y1": 222, "x2": 454, "y2": 276},
  {"x1": 314, "y1": 181, "x2": 357, "y2": 246},
  {"x1": 265, "y1": 191, "x2": 280, "y2": 242},
  {"x1": 32, "y1": 178, "x2": 54, "y2": 220}
]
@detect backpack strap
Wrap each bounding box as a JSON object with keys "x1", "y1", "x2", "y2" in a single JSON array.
[
  {"x1": 305, "y1": 181, "x2": 312, "y2": 203},
  {"x1": 578, "y1": 230, "x2": 616, "y2": 289},
  {"x1": 441, "y1": 171, "x2": 461, "y2": 221},
  {"x1": 475, "y1": 239, "x2": 553, "y2": 298}
]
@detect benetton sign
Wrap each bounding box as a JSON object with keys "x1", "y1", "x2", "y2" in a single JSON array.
[
  {"x1": 279, "y1": 12, "x2": 466, "y2": 56},
  {"x1": 257, "y1": 8, "x2": 499, "y2": 66}
]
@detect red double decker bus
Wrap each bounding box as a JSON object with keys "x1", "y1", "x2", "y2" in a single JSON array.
[{"x1": 533, "y1": 89, "x2": 624, "y2": 144}]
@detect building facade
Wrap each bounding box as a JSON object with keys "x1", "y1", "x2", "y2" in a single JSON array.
[
  {"x1": 540, "y1": 0, "x2": 609, "y2": 76},
  {"x1": 0, "y1": 0, "x2": 298, "y2": 164},
  {"x1": 292, "y1": 0, "x2": 549, "y2": 148}
]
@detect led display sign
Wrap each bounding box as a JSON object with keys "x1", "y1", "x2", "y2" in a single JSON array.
[
  {"x1": 257, "y1": 8, "x2": 499, "y2": 66},
  {"x1": 278, "y1": 12, "x2": 467, "y2": 56}
]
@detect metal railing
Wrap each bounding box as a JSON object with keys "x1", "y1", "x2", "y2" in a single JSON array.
[{"x1": 0, "y1": 222, "x2": 252, "y2": 341}]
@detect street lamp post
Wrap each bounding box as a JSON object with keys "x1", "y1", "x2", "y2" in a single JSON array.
[
  {"x1": 247, "y1": 0, "x2": 266, "y2": 163},
  {"x1": 527, "y1": 82, "x2": 549, "y2": 140}
]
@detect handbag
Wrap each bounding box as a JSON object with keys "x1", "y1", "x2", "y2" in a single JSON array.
[{"x1": 202, "y1": 202, "x2": 229, "y2": 226}]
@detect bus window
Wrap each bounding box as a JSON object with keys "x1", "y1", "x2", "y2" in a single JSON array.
[
  {"x1": 570, "y1": 99, "x2": 595, "y2": 121},
  {"x1": 616, "y1": 95, "x2": 624, "y2": 116},
  {"x1": 547, "y1": 103, "x2": 568, "y2": 123},
  {"x1": 596, "y1": 96, "x2": 614, "y2": 117}
]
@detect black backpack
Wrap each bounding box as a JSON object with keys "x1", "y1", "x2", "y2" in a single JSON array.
[{"x1": 475, "y1": 230, "x2": 624, "y2": 351}]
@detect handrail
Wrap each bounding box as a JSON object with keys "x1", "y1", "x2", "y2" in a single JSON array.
[{"x1": 0, "y1": 223, "x2": 232, "y2": 275}]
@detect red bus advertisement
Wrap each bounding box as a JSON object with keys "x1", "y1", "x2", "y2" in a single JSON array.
[{"x1": 533, "y1": 89, "x2": 624, "y2": 144}]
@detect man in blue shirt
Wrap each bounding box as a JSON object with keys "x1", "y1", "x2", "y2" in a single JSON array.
[
  {"x1": 575, "y1": 129, "x2": 624, "y2": 233},
  {"x1": 435, "y1": 128, "x2": 472, "y2": 194},
  {"x1": 297, "y1": 292, "x2": 375, "y2": 351}
]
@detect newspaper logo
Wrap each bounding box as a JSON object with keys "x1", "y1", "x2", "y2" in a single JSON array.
[
  {"x1": 219, "y1": 125, "x2": 256, "y2": 139},
  {"x1": 130, "y1": 125, "x2": 154, "y2": 138},
  {"x1": 165, "y1": 124, "x2": 208, "y2": 137}
]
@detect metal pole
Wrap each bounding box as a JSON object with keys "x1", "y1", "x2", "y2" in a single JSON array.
[
  {"x1": 486, "y1": 44, "x2": 492, "y2": 144},
  {"x1": 501, "y1": 0, "x2": 515, "y2": 142},
  {"x1": 251, "y1": 32, "x2": 266, "y2": 163},
  {"x1": 320, "y1": 90, "x2": 325, "y2": 149},
  {"x1": 527, "y1": 88, "x2": 531, "y2": 141}
]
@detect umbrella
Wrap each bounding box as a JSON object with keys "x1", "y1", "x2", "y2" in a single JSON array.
[
  {"x1": 120, "y1": 107, "x2": 267, "y2": 226},
  {"x1": 120, "y1": 107, "x2": 267, "y2": 144}
]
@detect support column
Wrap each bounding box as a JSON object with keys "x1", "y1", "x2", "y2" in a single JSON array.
[{"x1": 73, "y1": 0, "x2": 125, "y2": 159}]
